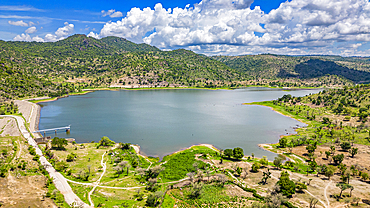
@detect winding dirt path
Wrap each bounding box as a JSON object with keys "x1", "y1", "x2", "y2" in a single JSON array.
[
  {"x1": 87, "y1": 152, "x2": 107, "y2": 207},
  {"x1": 324, "y1": 180, "x2": 332, "y2": 208}
]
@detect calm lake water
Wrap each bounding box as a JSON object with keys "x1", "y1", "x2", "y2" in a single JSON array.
[{"x1": 39, "y1": 88, "x2": 321, "y2": 159}]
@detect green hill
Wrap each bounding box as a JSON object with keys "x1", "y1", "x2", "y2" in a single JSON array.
[
  {"x1": 213, "y1": 54, "x2": 370, "y2": 84},
  {"x1": 2, "y1": 34, "x2": 370, "y2": 101}
]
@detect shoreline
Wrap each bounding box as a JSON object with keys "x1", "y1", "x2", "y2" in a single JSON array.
[
  {"x1": 26, "y1": 85, "x2": 323, "y2": 103},
  {"x1": 27, "y1": 91, "x2": 310, "y2": 160}
]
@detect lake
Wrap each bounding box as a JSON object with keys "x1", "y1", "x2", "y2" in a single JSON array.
[{"x1": 38, "y1": 88, "x2": 321, "y2": 159}]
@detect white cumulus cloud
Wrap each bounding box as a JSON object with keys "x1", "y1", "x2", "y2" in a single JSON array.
[
  {"x1": 13, "y1": 33, "x2": 44, "y2": 42},
  {"x1": 90, "y1": 0, "x2": 370, "y2": 56},
  {"x1": 13, "y1": 22, "x2": 74, "y2": 42},
  {"x1": 8, "y1": 20, "x2": 29, "y2": 27},
  {"x1": 25, "y1": 26, "x2": 37, "y2": 34},
  {"x1": 101, "y1": 9, "x2": 124, "y2": 18}
]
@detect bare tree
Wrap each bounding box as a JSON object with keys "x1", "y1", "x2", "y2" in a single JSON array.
[
  {"x1": 187, "y1": 172, "x2": 196, "y2": 183},
  {"x1": 309, "y1": 197, "x2": 319, "y2": 208}
]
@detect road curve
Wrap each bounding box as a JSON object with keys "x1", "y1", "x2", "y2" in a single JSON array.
[{"x1": 2, "y1": 115, "x2": 91, "y2": 208}]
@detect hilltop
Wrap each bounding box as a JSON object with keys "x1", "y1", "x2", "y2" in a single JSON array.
[
  {"x1": 213, "y1": 54, "x2": 370, "y2": 87},
  {"x1": 2, "y1": 34, "x2": 370, "y2": 102}
]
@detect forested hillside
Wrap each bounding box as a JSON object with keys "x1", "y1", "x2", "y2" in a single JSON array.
[
  {"x1": 0, "y1": 34, "x2": 245, "y2": 102},
  {"x1": 213, "y1": 54, "x2": 370, "y2": 85},
  {"x1": 2, "y1": 34, "x2": 370, "y2": 102}
]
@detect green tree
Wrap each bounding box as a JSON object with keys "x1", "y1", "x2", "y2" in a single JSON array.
[
  {"x1": 279, "y1": 137, "x2": 288, "y2": 148},
  {"x1": 277, "y1": 171, "x2": 296, "y2": 197},
  {"x1": 336, "y1": 183, "x2": 352, "y2": 197},
  {"x1": 260, "y1": 156, "x2": 269, "y2": 166},
  {"x1": 233, "y1": 147, "x2": 244, "y2": 160},
  {"x1": 55, "y1": 161, "x2": 68, "y2": 172},
  {"x1": 223, "y1": 149, "x2": 233, "y2": 158},
  {"x1": 98, "y1": 136, "x2": 115, "y2": 147},
  {"x1": 251, "y1": 162, "x2": 261, "y2": 173},
  {"x1": 332, "y1": 154, "x2": 344, "y2": 165},
  {"x1": 261, "y1": 168, "x2": 272, "y2": 184},
  {"x1": 51, "y1": 137, "x2": 68, "y2": 150},
  {"x1": 295, "y1": 182, "x2": 307, "y2": 193},
  {"x1": 273, "y1": 155, "x2": 284, "y2": 170},
  {"x1": 361, "y1": 172, "x2": 369, "y2": 181},
  {"x1": 349, "y1": 147, "x2": 358, "y2": 158},
  {"x1": 325, "y1": 165, "x2": 336, "y2": 180},
  {"x1": 66, "y1": 153, "x2": 77, "y2": 162},
  {"x1": 340, "y1": 142, "x2": 351, "y2": 151}
]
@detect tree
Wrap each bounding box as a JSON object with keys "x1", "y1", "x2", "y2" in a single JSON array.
[
  {"x1": 336, "y1": 183, "x2": 352, "y2": 197},
  {"x1": 223, "y1": 149, "x2": 233, "y2": 158},
  {"x1": 340, "y1": 142, "x2": 351, "y2": 151},
  {"x1": 51, "y1": 137, "x2": 68, "y2": 150},
  {"x1": 260, "y1": 156, "x2": 269, "y2": 166},
  {"x1": 330, "y1": 145, "x2": 336, "y2": 155},
  {"x1": 325, "y1": 165, "x2": 336, "y2": 180},
  {"x1": 309, "y1": 160, "x2": 317, "y2": 173},
  {"x1": 188, "y1": 182, "x2": 203, "y2": 199},
  {"x1": 276, "y1": 171, "x2": 296, "y2": 197},
  {"x1": 233, "y1": 147, "x2": 244, "y2": 160},
  {"x1": 98, "y1": 136, "x2": 115, "y2": 147},
  {"x1": 55, "y1": 161, "x2": 68, "y2": 172},
  {"x1": 279, "y1": 137, "x2": 288, "y2": 148},
  {"x1": 309, "y1": 197, "x2": 319, "y2": 208},
  {"x1": 145, "y1": 191, "x2": 163, "y2": 207},
  {"x1": 295, "y1": 182, "x2": 307, "y2": 193},
  {"x1": 332, "y1": 154, "x2": 344, "y2": 165},
  {"x1": 361, "y1": 172, "x2": 369, "y2": 181},
  {"x1": 119, "y1": 143, "x2": 131, "y2": 150},
  {"x1": 273, "y1": 155, "x2": 284, "y2": 170},
  {"x1": 261, "y1": 169, "x2": 272, "y2": 185},
  {"x1": 251, "y1": 162, "x2": 261, "y2": 172},
  {"x1": 325, "y1": 151, "x2": 331, "y2": 160},
  {"x1": 264, "y1": 185, "x2": 288, "y2": 208},
  {"x1": 66, "y1": 153, "x2": 77, "y2": 162},
  {"x1": 349, "y1": 147, "x2": 358, "y2": 158}
]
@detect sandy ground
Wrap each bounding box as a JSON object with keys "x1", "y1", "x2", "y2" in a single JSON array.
[
  {"x1": 291, "y1": 144, "x2": 370, "y2": 171},
  {"x1": 14, "y1": 100, "x2": 41, "y2": 137},
  {"x1": 0, "y1": 117, "x2": 20, "y2": 137},
  {"x1": 0, "y1": 175, "x2": 56, "y2": 208}
]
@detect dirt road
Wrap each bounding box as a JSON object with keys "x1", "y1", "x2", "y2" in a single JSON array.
[{"x1": 1, "y1": 114, "x2": 91, "y2": 207}]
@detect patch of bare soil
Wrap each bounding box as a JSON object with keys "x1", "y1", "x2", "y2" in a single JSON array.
[
  {"x1": 0, "y1": 117, "x2": 20, "y2": 137},
  {"x1": 225, "y1": 184, "x2": 253, "y2": 198},
  {"x1": 0, "y1": 174, "x2": 56, "y2": 208},
  {"x1": 291, "y1": 144, "x2": 370, "y2": 170}
]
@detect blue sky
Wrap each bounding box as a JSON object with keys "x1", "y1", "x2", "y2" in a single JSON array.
[{"x1": 1, "y1": 0, "x2": 370, "y2": 56}]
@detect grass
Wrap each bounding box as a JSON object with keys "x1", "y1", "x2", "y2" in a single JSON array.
[
  {"x1": 159, "y1": 146, "x2": 218, "y2": 182},
  {"x1": 50, "y1": 142, "x2": 108, "y2": 182},
  {"x1": 68, "y1": 183, "x2": 92, "y2": 204},
  {"x1": 90, "y1": 187, "x2": 147, "y2": 208},
  {"x1": 164, "y1": 183, "x2": 253, "y2": 207}
]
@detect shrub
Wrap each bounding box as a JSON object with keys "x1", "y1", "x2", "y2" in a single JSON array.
[
  {"x1": 251, "y1": 162, "x2": 261, "y2": 172},
  {"x1": 340, "y1": 142, "x2": 351, "y2": 152},
  {"x1": 332, "y1": 154, "x2": 344, "y2": 165},
  {"x1": 277, "y1": 171, "x2": 296, "y2": 197}
]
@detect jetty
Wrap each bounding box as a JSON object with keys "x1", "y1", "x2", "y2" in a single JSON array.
[{"x1": 33, "y1": 125, "x2": 71, "y2": 136}]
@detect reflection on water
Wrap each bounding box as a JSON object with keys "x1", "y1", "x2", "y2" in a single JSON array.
[{"x1": 39, "y1": 88, "x2": 321, "y2": 159}]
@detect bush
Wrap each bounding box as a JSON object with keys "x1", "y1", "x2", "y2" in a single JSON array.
[
  {"x1": 98, "y1": 136, "x2": 115, "y2": 147},
  {"x1": 340, "y1": 142, "x2": 351, "y2": 151},
  {"x1": 277, "y1": 171, "x2": 296, "y2": 197},
  {"x1": 260, "y1": 156, "x2": 269, "y2": 166},
  {"x1": 233, "y1": 147, "x2": 244, "y2": 160},
  {"x1": 332, "y1": 154, "x2": 344, "y2": 165},
  {"x1": 251, "y1": 162, "x2": 261, "y2": 172},
  {"x1": 66, "y1": 153, "x2": 77, "y2": 162}
]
